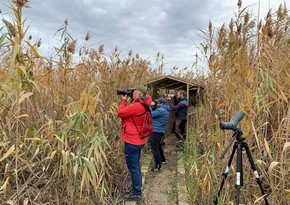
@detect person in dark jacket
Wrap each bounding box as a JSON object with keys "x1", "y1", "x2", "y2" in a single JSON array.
[
  {"x1": 118, "y1": 85, "x2": 152, "y2": 201},
  {"x1": 150, "y1": 98, "x2": 170, "y2": 172},
  {"x1": 166, "y1": 90, "x2": 188, "y2": 142}
]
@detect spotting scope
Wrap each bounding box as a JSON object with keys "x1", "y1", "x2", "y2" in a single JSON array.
[{"x1": 219, "y1": 110, "x2": 245, "y2": 131}]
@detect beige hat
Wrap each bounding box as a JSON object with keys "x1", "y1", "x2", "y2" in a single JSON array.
[{"x1": 135, "y1": 85, "x2": 147, "y2": 95}]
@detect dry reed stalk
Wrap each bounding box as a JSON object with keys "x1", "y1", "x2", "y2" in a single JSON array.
[
  {"x1": 1, "y1": 1, "x2": 161, "y2": 203},
  {"x1": 184, "y1": 2, "x2": 290, "y2": 204}
]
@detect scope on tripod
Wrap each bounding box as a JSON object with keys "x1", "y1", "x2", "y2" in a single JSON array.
[
  {"x1": 214, "y1": 110, "x2": 269, "y2": 205},
  {"x1": 219, "y1": 110, "x2": 245, "y2": 131}
]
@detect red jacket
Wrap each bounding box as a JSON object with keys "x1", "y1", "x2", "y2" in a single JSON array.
[{"x1": 118, "y1": 96, "x2": 152, "y2": 145}]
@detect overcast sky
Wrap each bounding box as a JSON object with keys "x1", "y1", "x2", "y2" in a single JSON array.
[{"x1": 1, "y1": 0, "x2": 286, "y2": 72}]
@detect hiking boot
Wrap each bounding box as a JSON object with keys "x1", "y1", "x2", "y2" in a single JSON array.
[
  {"x1": 151, "y1": 163, "x2": 162, "y2": 172},
  {"x1": 124, "y1": 192, "x2": 142, "y2": 201},
  {"x1": 176, "y1": 132, "x2": 184, "y2": 141},
  {"x1": 150, "y1": 167, "x2": 162, "y2": 172},
  {"x1": 125, "y1": 186, "x2": 132, "y2": 194}
]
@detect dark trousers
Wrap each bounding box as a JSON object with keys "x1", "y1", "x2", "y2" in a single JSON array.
[
  {"x1": 175, "y1": 119, "x2": 186, "y2": 140},
  {"x1": 150, "y1": 132, "x2": 165, "y2": 168},
  {"x1": 124, "y1": 143, "x2": 144, "y2": 195}
]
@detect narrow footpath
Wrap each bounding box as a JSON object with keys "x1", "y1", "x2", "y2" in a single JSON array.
[{"x1": 126, "y1": 133, "x2": 189, "y2": 205}]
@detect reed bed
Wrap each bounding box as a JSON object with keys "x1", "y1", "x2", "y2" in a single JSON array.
[
  {"x1": 0, "y1": 1, "x2": 164, "y2": 204},
  {"x1": 0, "y1": 0, "x2": 289, "y2": 205},
  {"x1": 184, "y1": 1, "x2": 290, "y2": 204}
]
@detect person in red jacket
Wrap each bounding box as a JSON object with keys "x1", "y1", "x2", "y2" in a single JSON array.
[{"x1": 118, "y1": 85, "x2": 152, "y2": 201}]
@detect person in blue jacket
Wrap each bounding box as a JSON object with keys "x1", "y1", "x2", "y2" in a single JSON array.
[{"x1": 150, "y1": 98, "x2": 170, "y2": 172}]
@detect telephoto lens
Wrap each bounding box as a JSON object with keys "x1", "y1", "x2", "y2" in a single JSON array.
[
  {"x1": 163, "y1": 94, "x2": 175, "y2": 98},
  {"x1": 117, "y1": 89, "x2": 134, "y2": 99}
]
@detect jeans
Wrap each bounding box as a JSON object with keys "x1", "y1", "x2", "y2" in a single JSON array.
[
  {"x1": 150, "y1": 132, "x2": 165, "y2": 168},
  {"x1": 124, "y1": 143, "x2": 144, "y2": 195}
]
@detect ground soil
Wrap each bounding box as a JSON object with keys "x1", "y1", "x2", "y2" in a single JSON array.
[{"x1": 137, "y1": 134, "x2": 179, "y2": 205}]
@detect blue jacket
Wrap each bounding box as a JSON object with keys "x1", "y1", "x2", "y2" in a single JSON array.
[{"x1": 151, "y1": 104, "x2": 170, "y2": 133}]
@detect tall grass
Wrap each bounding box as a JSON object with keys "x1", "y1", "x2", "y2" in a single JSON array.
[
  {"x1": 0, "y1": 1, "x2": 165, "y2": 204},
  {"x1": 185, "y1": 1, "x2": 290, "y2": 204},
  {"x1": 1, "y1": 0, "x2": 289, "y2": 204}
]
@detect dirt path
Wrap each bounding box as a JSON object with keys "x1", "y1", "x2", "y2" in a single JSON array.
[{"x1": 138, "y1": 134, "x2": 179, "y2": 205}]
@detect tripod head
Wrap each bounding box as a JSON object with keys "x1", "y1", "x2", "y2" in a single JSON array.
[
  {"x1": 215, "y1": 110, "x2": 270, "y2": 205},
  {"x1": 220, "y1": 128, "x2": 244, "y2": 159}
]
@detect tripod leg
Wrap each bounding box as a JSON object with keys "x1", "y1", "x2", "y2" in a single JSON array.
[
  {"x1": 235, "y1": 143, "x2": 243, "y2": 205},
  {"x1": 214, "y1": 144, "x2": 237, "y2": 205},
  {"x1": 244, "y1": 143, "x2": 270, "y2": 205}
]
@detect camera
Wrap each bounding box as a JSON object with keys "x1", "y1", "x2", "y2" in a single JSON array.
[
  {"x1": 117, "y1": 88, "x2": 134, "y2": 98},
  {"x1": 163, "y1": 94, "x2": 175, "y2": 98}
]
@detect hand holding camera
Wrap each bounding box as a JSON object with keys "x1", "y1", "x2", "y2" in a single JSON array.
[
  {"x1": 121, "y1": 95, "x2": 127, "y2": 101},
  {"x1": 163, "y1": 93, "x2": 174, "y2": 101}
]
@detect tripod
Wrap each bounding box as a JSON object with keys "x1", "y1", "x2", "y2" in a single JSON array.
[{"x1": 213, "y1": 129, "x2": 269, "y2": 205}]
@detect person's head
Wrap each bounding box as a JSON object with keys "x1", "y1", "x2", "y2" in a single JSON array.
[
  {"x1": 156, "y1": 98, "x2": 166, "y2": 108},
  {"x1": 133, "y1": 85, "x2": 147, "y2": 99},
  {"x1": 176, "y1": 90, "x2": 186, "y2": 99}
]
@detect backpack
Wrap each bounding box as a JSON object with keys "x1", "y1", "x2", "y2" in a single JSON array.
[{"x1": 132, "y1": 103, "x2": 153, "y2": 139}]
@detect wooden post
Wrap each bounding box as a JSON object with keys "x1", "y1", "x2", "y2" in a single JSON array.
[{"x1": 186, "y1": 84, "x2": 189, "y2": 139}]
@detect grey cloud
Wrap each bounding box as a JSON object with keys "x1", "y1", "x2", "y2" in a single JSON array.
[
  {"x1": 0, "y1": 0, "x2": 235, "y2": 69},
  {"x1": 1, "y1": 0, "x2": 283, "y2": 70}
]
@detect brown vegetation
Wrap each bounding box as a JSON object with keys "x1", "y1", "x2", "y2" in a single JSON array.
[
  {"x1": 0, "y1": 0, "x2": 289, "y2": 205},
  {"x1": 185, "y1": 1, "x2": 290, "y2": 205},
  {"x1": 0, "y1": 1, "x2": 165, "y2": 204}
]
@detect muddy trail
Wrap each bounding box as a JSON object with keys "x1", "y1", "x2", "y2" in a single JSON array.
[{"x1": 137, "y1": 134, "x2": 181, "y2": 205}]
